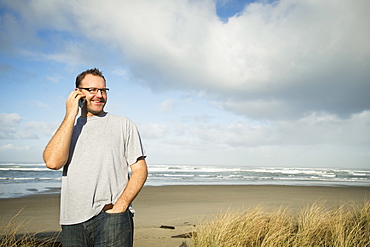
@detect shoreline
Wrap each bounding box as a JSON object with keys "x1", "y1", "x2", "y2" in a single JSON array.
[
  {"x1": 1, "y1": 185, "x2": 370, "y2": 246},
  {"x1": 2, "y1": 182, "x2": 370, "y2": 200}
]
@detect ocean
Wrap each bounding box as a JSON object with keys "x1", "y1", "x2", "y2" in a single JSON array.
[{"x1": 1, "y1": 163, "x2": 370, "y2": 198}]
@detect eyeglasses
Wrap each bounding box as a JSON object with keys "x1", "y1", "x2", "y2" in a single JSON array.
[{"x1": 79, "y1": 87, "x2": 109, "y2": 94}]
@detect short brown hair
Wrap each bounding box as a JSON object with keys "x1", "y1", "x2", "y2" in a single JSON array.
[{"x1": 75, "y1": 68, "x2": 106, "y2": 88}]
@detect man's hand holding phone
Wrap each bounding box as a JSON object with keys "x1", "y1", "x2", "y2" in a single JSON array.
[
  {"x1": 78, "y1": 98, "x2": 86, "y2": 108},
  {"x1": 65, "y1": 90, "x2": 85, "y2": 118}
]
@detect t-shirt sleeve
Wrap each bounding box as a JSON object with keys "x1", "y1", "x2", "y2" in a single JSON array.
[{"x1": 124, "y1": 119, "x2": 146, "y2": 166}]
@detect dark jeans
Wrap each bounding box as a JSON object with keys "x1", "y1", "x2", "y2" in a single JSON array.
[{"x1": 62, "y1": 209, "x2": 134, "y2": 247}]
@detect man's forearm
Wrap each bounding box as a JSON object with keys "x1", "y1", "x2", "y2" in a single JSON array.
[
  {"x1": 43, "y1": 114, "x2": 75, "y2": 170},
  {"x1": 109, "y1": 158, "x2": 148, "y2": 213},
  {"x1": 44, "y1": 91, "x2": 82, "y2": 170}
]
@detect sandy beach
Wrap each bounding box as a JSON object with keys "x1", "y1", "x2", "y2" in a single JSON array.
[{"x1": 1, "y1": 185, "x2": 369, "y2": 246}]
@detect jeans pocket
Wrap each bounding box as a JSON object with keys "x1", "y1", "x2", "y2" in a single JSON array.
[{"x1": 95, "y1": 210, "x2": 134, "y2": 247}]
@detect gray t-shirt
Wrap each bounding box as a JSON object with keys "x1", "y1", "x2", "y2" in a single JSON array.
[{"x1": 60, "y1": 113, "x2": 145, "y2": 225}]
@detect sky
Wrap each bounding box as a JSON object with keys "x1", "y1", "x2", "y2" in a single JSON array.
[{"x1": 0, "y1": 0, "x2": 369, "y2": 169}]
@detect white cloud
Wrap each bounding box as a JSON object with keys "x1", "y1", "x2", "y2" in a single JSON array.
[
  {"x1": 111, "y1": 67, "x2": 129, "y2": 77},
  {"x1": 31, "y1": 100, "x2": 50, "y2": 109},
  {"x1": 141, "y1": 110, "x2": 370, "y2": 167},
  {"x1": 4, "y1": 0, "x2": 370, "y2": 119},
  {"x1": 0, "y1": 113, "x2": 23, "y2": 138},
  {"x1": 0, "y1": 113, "x2": 58, "y2": 139},
  {"x1": 23, "y1": 121, "x2": 59, "y2": 138},
  {"x1": 46, "y1": 75, "x2": 62, "y2": 83},
  {"x1": 160, "y1": 99, "x2": 176, "y2": 112},
  {"x1": 139, "y1": 123, "x2": 169, "y2": 140},
  {"x1": 2, "y1": 0, "x2": 369, "y2": 167},
  {"x1": 0, "y1": 144, "x2": 30, "y2": 151},
  {"x1": 142, "y1": 110, "x2": 370, "y2": 148}
]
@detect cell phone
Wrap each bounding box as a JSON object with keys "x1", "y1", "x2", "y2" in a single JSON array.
[{"x1": 79, "y1": 98, "x2": 86, "y2": 108}]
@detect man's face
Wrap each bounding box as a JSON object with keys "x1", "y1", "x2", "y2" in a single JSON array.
[{"x1": 78, "y1": 74, "x2": 107, "y2": 117}]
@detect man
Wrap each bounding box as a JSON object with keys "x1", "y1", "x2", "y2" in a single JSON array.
[{"x1": 43, "y1": 68, "x2": 148, "y2": 246}]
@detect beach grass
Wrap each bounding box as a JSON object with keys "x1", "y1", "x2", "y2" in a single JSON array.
[
  {"x1": 0, "y1": 209, "x2": 61, "y2": 247},
  {"x1": 192, "y1": 200, "x2": 370, "y2": 247}
]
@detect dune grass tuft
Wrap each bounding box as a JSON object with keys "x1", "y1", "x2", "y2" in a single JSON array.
[
  {"x1": 192, "y1": 201, "x2": 370, "y2": 247},
  {"x1": 0, "y1": 209, "x2": 61, "y2": 247}
]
